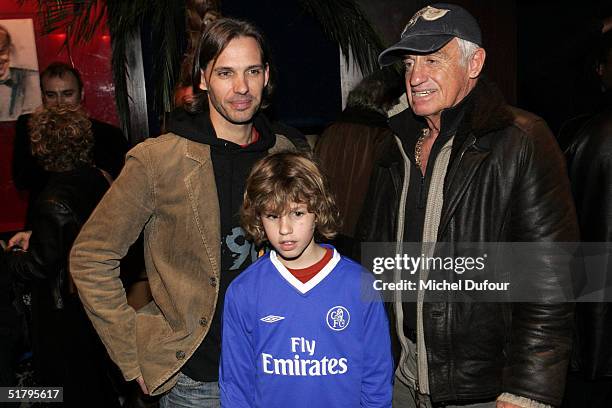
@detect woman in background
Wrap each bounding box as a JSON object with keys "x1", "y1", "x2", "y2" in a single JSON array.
[{"x1": 5, "y1": 105, "x2": 119, "y2": 407}]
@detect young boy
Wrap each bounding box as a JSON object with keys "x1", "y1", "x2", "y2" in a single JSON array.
[{"x1": 219, "y1": 152, "x2": 393, "y2": 407}]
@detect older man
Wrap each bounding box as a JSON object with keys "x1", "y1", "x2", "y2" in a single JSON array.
[
  {"x1": 357, "y1": 3, "x2": 578, "y2": 408},
  {"x1": 12, "y1": 62, "x2": 127, "y2": 197},
  {"x1": 9, "y1": 62, "x2": 128, "y2": 250}
]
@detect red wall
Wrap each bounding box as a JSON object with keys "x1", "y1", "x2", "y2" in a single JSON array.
[{"x1": 0, "y1": 0, "x2": 119, "y2": 232}]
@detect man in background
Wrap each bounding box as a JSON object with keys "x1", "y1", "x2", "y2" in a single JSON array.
[
  {"x1": 563, "y1": 27, "x2": 612, "y2": 408},
  {"x1": 10, "y1": 62, "x2": 128, "y2": 249},
  {"x1": 12, "y1": 62, "x2": 127, "y2": 200}
]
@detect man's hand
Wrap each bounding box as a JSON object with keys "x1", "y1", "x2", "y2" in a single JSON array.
[
  {"x1": 136, "y1": 376, "x2": 149, "y2": 395},
  {"x1": 8, "y1": 231, "x2": 32, "y2": 250}
]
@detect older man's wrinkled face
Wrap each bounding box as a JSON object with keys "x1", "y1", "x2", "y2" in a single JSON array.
[{"x1": 403, "y1": 38, "x2": 484, "y2": 127}]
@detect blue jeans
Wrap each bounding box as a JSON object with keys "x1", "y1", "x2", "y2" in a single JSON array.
[{"x1": 159, "y1": 372, "x2": 220, "y2": 408}]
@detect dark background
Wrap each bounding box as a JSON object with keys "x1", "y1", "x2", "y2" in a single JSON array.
[
  {"x1": 141, "y1": 0, "x2": 609, "y2": 135},
  {"x1": 221, "y1": 0, "x2": 342, "y2": 130}
]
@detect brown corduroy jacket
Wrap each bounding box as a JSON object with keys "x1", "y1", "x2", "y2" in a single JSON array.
[{"x1": 70, "y1": 132, "x2": 294, "y2": 395}]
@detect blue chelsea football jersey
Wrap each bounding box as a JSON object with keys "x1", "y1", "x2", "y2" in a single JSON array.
[{"x1": 220, "y1": 247, "x2": 393, "y2": 408}]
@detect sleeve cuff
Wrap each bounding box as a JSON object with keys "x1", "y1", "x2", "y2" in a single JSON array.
[{"x1": 122, "y1": 366, "x2": 143, "y2": 382}]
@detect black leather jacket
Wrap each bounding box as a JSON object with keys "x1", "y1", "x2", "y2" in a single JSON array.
[
  {"x1": 356, "y1": 80, "x2": 578, "y2": 406},
  {"x1": 7, "y1": 166, "x2": 109, "y2": 309},
  {"x1": 565, "y1": 106, "x2": 612, "y2": 379}
]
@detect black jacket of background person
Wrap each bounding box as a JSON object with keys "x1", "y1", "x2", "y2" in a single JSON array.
[
  {"x1": 565, "y1": 105, "x2": 612, "y2": 379},
  {"x1": 355, "y1": 79, "x2": 578, "y2": 406},
  {"x1": 4, "y1": 166, "x2": 120, "y2": 407},
  {"x1": 12, "y1": 113, "x2": 128, "y2": 221},
  {"x1": 7, "y1": 166, "x2": 110, "y2": 309}
]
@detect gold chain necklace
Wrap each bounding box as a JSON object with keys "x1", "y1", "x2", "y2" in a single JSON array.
[{"x1": 414, "y1": 127, "x2": 430, "y2": 169}]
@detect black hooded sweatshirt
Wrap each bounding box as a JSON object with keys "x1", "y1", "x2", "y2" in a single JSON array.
[{"x1": 165, "y1": 108, "x2": 278, "y2": 381}]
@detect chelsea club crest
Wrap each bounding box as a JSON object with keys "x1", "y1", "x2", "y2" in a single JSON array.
[{"x1": 326, "y1": 306, "x2": 350, "y2": 331}]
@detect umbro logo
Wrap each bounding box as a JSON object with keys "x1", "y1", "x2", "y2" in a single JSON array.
[{"x1": 260, "y1": 315, "x2": 285, "y2": 323}]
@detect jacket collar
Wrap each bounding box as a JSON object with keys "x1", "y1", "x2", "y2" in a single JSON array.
[
  {"x1": 165, "y1": 108, "x2": 276, "y2": 153},
  {"x1": 381, "y1": 78, "x2": 513, "y2": 168}
]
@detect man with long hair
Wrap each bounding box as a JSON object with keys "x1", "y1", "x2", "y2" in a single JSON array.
[{"x1": 70, "y1": 18, "x2": 294, "y2": 406}]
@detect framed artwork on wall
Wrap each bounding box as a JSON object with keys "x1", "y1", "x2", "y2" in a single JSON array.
[{"x1": 0, "y1": 18, "x2": 42, "y2": 122}]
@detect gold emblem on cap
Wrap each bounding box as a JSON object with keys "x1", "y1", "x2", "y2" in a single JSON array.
[{"x1": 402, "y1": 6, "x2": 450, "y2": 35}]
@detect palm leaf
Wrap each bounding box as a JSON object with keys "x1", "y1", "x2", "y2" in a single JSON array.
[
  {"x1": 148, "y1": 0, "x2": 185, "y2": 114},
  {"x1": 18, "y1": 0, "x2": 105, "y2": 46},
  {"x1": 21, "y1": 0, "x2": 186, "y2": 135},
  {"x1": 107, "y1": 0, "x2": 184, "y2": 131},
  {"x1": 105, "y1": 0, "x2": 140, "y2": 134},
  {"x1": 298, "y1": 0, "x2": 386, "y2": 75}
]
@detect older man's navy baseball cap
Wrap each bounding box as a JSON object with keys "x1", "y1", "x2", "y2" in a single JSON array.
[{"x1": 378, "y1": 3, "x2": 482, "y2": 66}]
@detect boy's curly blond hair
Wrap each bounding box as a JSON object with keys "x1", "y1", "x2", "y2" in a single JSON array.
[{"x1": 241, "y1": 152, "x2": 341, "y2": 245}]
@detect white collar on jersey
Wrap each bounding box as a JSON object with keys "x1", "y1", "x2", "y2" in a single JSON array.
[{"x1": 270, "y1": 248, "x2": 341, "y2": 294}]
